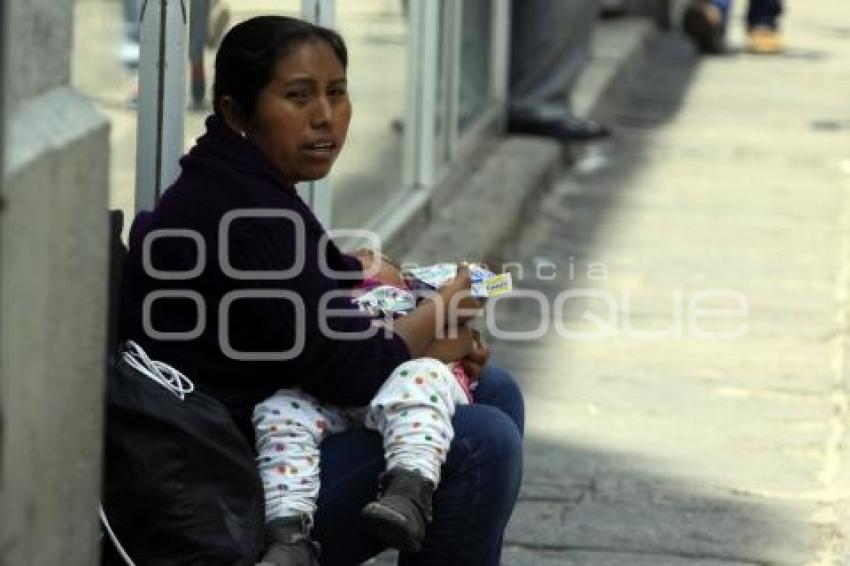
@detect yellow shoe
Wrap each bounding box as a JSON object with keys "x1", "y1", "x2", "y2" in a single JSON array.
[{"x1": 747, "y1": 26, "x2": 782, "y2": 54}]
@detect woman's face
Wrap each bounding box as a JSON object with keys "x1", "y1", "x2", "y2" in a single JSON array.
[{"x1": 247, "y1": 40, "x2": 351, "y2": 182}]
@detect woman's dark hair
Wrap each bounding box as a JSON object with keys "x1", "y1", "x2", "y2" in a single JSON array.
[{"x1": 213, "y1": 16, "x2": 348, "y2": 121}]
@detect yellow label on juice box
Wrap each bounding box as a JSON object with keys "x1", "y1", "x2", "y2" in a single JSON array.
[{"x1": 483, "y1": 273, "x2": 512, "y2": 297}]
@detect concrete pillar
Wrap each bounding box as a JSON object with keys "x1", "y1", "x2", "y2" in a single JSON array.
[{"x1": 0, "y1": 0, "x2": 111, "y2": 564}]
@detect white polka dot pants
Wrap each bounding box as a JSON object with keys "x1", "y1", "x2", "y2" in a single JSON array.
[{"x1": 253, "y1": 358, "x2": 469, "y2": 522}]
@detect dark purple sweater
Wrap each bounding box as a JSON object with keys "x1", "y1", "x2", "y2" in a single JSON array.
[{"x1": 119, "y1": 115, "x2": 411, "y2": 432}]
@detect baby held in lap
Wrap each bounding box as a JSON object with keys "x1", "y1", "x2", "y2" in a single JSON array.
[{"x1": 253, "y1": 252, "x2": 479, "y2": 565}]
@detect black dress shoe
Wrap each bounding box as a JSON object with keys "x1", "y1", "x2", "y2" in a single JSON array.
[{"x1": 508, "y1": 116, "x2": 611, "y2": 142}]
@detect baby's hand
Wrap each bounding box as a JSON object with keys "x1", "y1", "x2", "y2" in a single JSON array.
[
  {"x1": 353, "y1": 248, "x2": 405, "y2": 288},
  {"x1": 461, "y1": 329, "x2": 488, "y2": 383},
  {"x1": 352, "y1": 248, "x2": 377, "y2": 273}
]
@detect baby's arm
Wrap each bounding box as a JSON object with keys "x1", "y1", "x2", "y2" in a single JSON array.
[{"x1": 352, "y1": 249, "x2": 406, "y2": 288}]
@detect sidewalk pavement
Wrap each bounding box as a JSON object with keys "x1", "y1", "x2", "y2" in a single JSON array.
[{"x1": 490, "y1": 1, "x2": 850, "y2": 564}]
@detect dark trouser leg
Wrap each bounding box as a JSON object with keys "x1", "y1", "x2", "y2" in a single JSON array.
[
  {"x1": 747, "y1": 0, "x2": 783, "y2": 29},
  {"x1": 509, "y1": 0, "x2": 597, "y2": 123}
]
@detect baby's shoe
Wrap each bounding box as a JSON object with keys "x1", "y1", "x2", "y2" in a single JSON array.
[
  {"x1": 360, "y1": 468, "x2": 434, "y2": 552},
  {"x1": 256, "y1": 516, "x2": 320, "y2": 566}
]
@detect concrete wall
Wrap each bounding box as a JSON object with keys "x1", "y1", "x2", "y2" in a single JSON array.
[{"x1": 0, "y1": 0, "x2": 111, "y2": 564}]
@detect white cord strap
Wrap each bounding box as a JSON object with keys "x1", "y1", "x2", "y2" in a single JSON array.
[
  {"x1": 100, "y1": 503, "x2": 136, "y2": 566},
  {"x1": 122, "y1": 340, "x2": 195, "y2": 400},
  {"x1": 101, "y1": 341, "x2": 196, "y2": 565}
]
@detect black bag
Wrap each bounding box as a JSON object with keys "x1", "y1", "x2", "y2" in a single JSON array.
[{"x1": 101, "y1": 343, "x2": 265, "y2": 565}]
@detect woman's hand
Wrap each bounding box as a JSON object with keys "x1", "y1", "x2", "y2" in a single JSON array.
[
  {"x1": 391, "y1": 263, "x2": 482, "y2": 360},
  {"x1": 422, "y1": 325, "x2": 474, "y2": 364},
  {"x1": 461, "y1": 329, "x2": 489, "y2": 383},
  {"x1": 436, "y1": 263, "x2": 483, "y2": 327}
]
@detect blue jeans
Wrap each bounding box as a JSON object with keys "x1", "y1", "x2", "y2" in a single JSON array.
[{"x1": 311, "y1": 365, "x2": 525, "y2": 566}]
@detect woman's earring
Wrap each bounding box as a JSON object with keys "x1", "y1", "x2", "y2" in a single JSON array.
[{"x1": 240, "y1": 130, "x2": 247, "y2": 139}]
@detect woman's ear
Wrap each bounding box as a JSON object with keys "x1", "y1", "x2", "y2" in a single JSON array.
[{"x1": 218, "y1": 96, "x2": 248, "y2": 137}]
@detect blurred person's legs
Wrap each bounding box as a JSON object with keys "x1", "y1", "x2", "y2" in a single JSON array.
[
  {"x1": 459, "y1": 0, "x2": 491, "y2": 130},
  {"x1": 189, "y1": 0, "x2": 210, "y2": 110},
  {"x1": 121, "y1": 0, "x2": 141, "y2": 107},
  {"x1": 206, "y1": 0, "x2": 231, "y2": 49},
  {"x1": 746, "y1": 0, "x2": 783, "y2": 53},
  {"x1": 508, "y1": 0, "x2": 610, "y2": 142},
  {"x1": 684, "y1": 0, "x2": 783, "y2": 54},
  {"x1": 120, "y1": 0, "x2": 141, "y2": 68}
]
